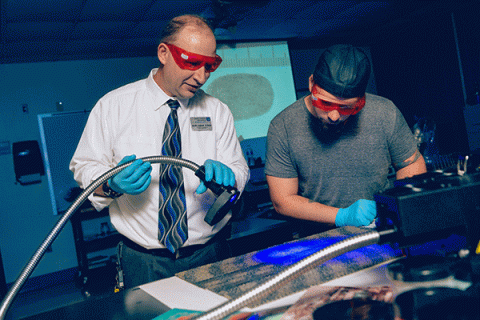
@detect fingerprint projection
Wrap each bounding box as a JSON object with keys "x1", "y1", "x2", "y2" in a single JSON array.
[{"x1": 207, "y1": 73, "x2": 274, "y2": 120}]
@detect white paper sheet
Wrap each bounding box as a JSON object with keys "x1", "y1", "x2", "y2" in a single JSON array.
[{"x1": 139, "y1": 276, "x2": 228, "y2": 311}]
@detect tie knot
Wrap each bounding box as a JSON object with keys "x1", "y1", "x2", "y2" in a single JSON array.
[{"x1": 167, "y1": 99, "x2": 180, "y2": 110}]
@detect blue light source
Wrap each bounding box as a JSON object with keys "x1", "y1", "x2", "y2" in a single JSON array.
[{"x1": 253, "y1": 236, "x2": 402, "y2": 266}]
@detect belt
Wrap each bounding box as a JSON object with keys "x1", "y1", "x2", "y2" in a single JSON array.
[{"x1": 119, "y1": 235, "x2": 212, "y2": 259}]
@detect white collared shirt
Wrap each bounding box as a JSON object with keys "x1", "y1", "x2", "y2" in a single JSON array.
[{"x1": 70, "y1": 69, "x2": 249, "y2": 249}]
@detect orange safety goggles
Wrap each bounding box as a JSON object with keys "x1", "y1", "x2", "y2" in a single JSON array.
[
  {"x1": 165, "y1": 43, "x2": 222, "y2": 72},
  {"x1": 311, "y1": 85, "x2": 366, "y2": 115}
]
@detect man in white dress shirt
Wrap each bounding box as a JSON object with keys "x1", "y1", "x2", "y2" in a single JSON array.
[{"x1": 70, "y1": 14, "x2": 249, "y2": 289}]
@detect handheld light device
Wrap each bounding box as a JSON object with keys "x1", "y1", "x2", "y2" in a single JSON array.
[{"x1": 195, "y1": 165, "x2": 241, "y2": 225}]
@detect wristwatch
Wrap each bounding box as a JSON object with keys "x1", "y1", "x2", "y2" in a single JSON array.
[{"x1": 102, "y1": 182, "x2": 123, "y2": 198}]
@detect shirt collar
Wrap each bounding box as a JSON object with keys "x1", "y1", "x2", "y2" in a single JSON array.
[{"x1": 147, "y1": 68, "x2": 189, "y2": 111}]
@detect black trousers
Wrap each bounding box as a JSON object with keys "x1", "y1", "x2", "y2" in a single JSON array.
[{"x1": 117, "y1": 232, "x2": 232, "y2": 290}]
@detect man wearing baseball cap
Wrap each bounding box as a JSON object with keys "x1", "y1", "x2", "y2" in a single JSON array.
[{"x1": 265, "y1": 44, "x2": 426, "y2": 230}]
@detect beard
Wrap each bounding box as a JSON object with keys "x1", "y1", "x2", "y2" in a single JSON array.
[{"x1": 309, "y1": 114, "x2": 359, "y2": 144}]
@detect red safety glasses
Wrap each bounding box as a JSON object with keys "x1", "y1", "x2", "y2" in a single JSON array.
[
  {"x1": 165, "y1": 43, "x2": 222, "y2": 72},
  {"x1": 311, "y1": 85, "x2": 366, "y2": 115}
]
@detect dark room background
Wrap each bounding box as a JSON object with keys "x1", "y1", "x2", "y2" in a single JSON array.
[{"x1": 1, "y1": 1, "x2": 479, "y2": 296}]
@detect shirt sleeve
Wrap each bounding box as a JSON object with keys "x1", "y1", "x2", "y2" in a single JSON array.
[
  {"x1": 387, "y1": 104, "x2": 419, "y2": 168},
  {"x1": 214, "y1": 102, "x2": 249, "y2": 193},
  {"x1": 69, "y1": 100, "x2": 116, "y2": 211},
  {"x1": 264, "y1": 115, "x2": 298, "y2": 178}
]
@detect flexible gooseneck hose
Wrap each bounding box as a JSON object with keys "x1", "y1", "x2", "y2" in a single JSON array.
[
  {"x1": 0, "y1": 156, "x2": 199, "y2": 320},
  {"x1": 190, "y1": 229, "x2": 394, "y2": 320},
  {"x1": 0, "y1": 154, "x2": 396, "y2": 320}
]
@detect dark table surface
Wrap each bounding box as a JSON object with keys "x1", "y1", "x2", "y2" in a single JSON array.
[{"x1": 20, "y1": 286, "x2": 169, "y2": 320}]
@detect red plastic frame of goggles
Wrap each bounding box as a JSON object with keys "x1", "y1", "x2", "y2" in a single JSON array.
[
  {"x1": 165, "y1": 43, "x2": 222, "y2": 72},
  {"x1": 311, "y1": 85, "x2": 366, "y2": 115}
]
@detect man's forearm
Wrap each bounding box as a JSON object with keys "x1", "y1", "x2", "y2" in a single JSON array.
[
  {"x1": 271, "y1": 194, "x2": 338, "y2": 224},
  {"x1": 396, "y1": 152, "x2": 427, "y2": 180}
]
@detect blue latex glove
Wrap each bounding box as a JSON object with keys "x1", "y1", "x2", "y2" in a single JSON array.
[
  {"x1": 335, "y1": 199, "x2": 376, "y2": 227},
  {"x1": 108, "y1": 155, "x2": 152, "y2": 195},
  {"x1": 196, "y1": 159, "x2": 236, "y2": 194}
]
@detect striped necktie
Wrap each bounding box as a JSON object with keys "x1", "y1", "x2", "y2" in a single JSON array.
[{"x1": 158, "y1": 99, "x2": 187, "y2": 253}]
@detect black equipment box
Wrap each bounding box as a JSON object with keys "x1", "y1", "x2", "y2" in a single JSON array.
[{"x1": 375, "y1": 171, "x2": 480, "y2": 248}]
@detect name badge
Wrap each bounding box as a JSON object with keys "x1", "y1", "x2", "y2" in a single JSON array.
[{"x1": 190, "y1": 117, "x2": 212, "y2": 131}]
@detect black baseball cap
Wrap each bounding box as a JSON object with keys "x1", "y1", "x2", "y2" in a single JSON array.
[{"x1": 313, "y1": 44, "x2": 371, "y2": 99}]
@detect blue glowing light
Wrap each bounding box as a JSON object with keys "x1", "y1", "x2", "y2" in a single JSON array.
[{"x1": 253, "y1": 237, "x2": 402, "y2": 266}]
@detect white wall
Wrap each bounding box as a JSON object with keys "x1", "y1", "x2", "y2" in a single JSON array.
[{"x1": 0, "y1": 56, "x2": 158, "y2": 283}]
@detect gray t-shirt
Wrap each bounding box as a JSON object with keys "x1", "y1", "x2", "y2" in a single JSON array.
[{"x1": 265, "y1": 93, "x2": 417, "y2": 209}]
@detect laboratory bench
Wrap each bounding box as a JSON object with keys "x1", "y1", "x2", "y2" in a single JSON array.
[{"x1": 20, "y1": 226, "x2": 400, "y2": 320}]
